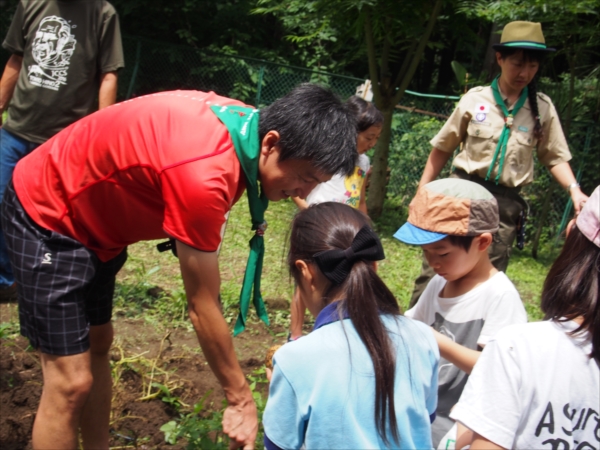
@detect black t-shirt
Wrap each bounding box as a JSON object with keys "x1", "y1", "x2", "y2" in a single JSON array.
[{"x1": 2, "y1": 0, "x2": 124, "y2": 143}]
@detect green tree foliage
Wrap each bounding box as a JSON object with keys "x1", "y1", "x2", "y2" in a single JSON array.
[
  {"x1": 110, "y1": 0, "x2": 291, "y2": 61},
  {"x1": 254, "y1": 0, "x2": 448, "y2": 219},
  {"x1": 252, "y1": 1, "x2": 352, "y2": 72}
]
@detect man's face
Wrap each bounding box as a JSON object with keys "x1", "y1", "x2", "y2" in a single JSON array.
[{"x1": 257, "y1": 133, "x2": 331, "y2": 201}]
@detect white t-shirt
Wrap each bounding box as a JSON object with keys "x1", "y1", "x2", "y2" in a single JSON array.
[
  {"x1": 306, "y1": 154, "x2": 369, "y2": 208},
  {"x1": 405, "y1": 272, "x2": 527, "y2": 447},
  {"x1": 451, "y1": 320, "x2": 599, "y2": 450}
]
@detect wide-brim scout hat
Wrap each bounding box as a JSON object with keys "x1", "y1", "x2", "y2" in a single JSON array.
[
  {"x1": 394, "y1": 179, "x2": 499, "y2": 245},
  {"x1": 492, "y1": 21, "x2": 555, "y2": 52}
]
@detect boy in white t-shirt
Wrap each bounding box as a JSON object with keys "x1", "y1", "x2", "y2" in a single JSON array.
[{"x1": 394, "y1": 179, "x2": 527, "y2": 449}]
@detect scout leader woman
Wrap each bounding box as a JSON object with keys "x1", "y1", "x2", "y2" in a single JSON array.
[{"x1": 410, "y1": 20, "x2": 589, "y2": 305}]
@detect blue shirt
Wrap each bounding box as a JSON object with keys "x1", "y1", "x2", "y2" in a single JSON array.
[{"x1": 263, "y1": 304, "x2": 439, "y2": 449}]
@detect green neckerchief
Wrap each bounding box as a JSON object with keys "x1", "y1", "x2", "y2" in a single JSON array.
[
  {"x1": 487, "y1": 76, "x2": 528, "y2": 184},
  {"x1": 210, "y1": 104, "x2": 270, "y2": 336}
]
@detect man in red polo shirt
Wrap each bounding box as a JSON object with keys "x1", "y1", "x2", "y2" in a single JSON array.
[{"x1": 1, "y1": 84, "x2": 357, "y2": 449}]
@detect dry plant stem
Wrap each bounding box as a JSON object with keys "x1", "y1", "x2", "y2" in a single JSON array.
[{"x1": 146, "y1": 331, "x2": 172, "y2": 397}]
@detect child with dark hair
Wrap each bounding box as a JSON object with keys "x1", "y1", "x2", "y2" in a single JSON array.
[
  {"x1": 292, "y1": 95, "x2": 382, "y2": 214},
  {"x1": 289, "y1": 96, "x2": 383, "y2": 340},
  {"x1": 450, "y1": 185, "x2": 600, "y2": 450},
  {"x1": 394, "y1": 178, "x2": 527, "y2": 448},
  {"x1": 263, "y1": 202, "x2": 439, "y2": 449}
]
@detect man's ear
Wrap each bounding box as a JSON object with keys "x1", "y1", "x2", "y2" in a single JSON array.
[
  {"x1": 260, "y1": 130, "x2": 280, "y2": 156},
  {"x1": 476, "y1": 233, "x2": 493, "y2": 251}
]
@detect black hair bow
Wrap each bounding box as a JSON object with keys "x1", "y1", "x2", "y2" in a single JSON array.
[{"x1": 313, "y1": 225, "x2": 385, "y2": 285}]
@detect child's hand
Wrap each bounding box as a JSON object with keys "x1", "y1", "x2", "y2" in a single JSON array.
[{"x1": 264, "y1": 344, "x2": 282, "y2": 383}]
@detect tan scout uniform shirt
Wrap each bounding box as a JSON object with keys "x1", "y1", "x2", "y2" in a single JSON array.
[{"x1": 431, "y1": 86, "x2": 571, "y2": 188}]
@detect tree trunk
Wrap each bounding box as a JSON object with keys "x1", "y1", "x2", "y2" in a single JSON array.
[
  {"x1": 481, "y1": 22, "x2": 500, "y2": 82},
  {"x1": 367, "y1": 0, "x2": 443, "y2": 220},
  {"x1": 367, "y1": 107, "x2": 394, "y2": 218}
]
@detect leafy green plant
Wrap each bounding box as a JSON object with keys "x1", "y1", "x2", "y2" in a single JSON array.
[
  {"x1": 0, "y1": 321, "x2": 19, "y2": 340},
  {"x1": 160, "y1": 393, "x2": 226, "y2": 449},
  {"x1": 152, "y1": 382, "x2": 183, "y2": 411},
  {"x1": 160, "y1": 368, "x2": 269, "y2": 448}
]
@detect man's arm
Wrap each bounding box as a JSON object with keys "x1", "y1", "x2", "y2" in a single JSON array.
[
  {"x1": 432, "y1": 328, "x2": 480, "y2": 374},
  {"x1": 548, "y1": 161, "x2": 589, "y2": 215},
  {"x1": 98, "y1": 71, "x2": 118, "y2": 110},
  {"x1": 0, "y1": 54, "x2": 22, "y2": 125},
  {"x1": 176, "y1": 241, "x2": 257, "y2": 449},
  {"x1": 418, "y1": 147, "x2": 453, "y2": 189}
]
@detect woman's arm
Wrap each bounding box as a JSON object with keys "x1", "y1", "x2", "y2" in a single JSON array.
[
  {"x1": 418, "y1": 148, "x2": 454, "y2": 189},
  {"x1": 432, "y1": 328, "x2": 481, "y2": 374},
  {"x1": 548, "y1": 161, "x2": 589, "y2": 214}
]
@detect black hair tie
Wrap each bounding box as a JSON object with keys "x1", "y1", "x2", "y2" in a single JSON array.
[{"x1": 313, "y1": 225, "x2": 385, "y2": 285}]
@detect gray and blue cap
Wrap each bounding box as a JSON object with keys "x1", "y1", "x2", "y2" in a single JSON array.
[{"x1": 394, "y1": 179, "x2": 500, "y2": 245}]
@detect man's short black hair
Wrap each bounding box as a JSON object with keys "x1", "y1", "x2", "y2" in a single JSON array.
[
  {"x1": 444, "y1": 235, "x2": 476, "y2": 252},
  {"x1": 258, "y1": 83, "x2": 357, "y2": 176}
]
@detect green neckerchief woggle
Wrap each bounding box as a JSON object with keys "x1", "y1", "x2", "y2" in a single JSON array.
[
  {"x1": 487, "y1": 75, "x2": 528, "y2": 184},
  {"x1": 210, "y1": 104, "x2": 270, "y2": 336}
]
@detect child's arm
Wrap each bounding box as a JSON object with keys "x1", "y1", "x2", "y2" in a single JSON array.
[
  {"x1": 432, "y1": 328, "x2": 481, "y2": 374},
  {"x1": 469, "y1": 433, "x2": 505, "y2": 450},
  {"x1": 292, "y1": 196, "x2": 309, "y2": 210},
  {"x1": 358, "y1": 179, "x2": 368, "y2": 215},
  {"x1": 455, "y1": 422, "x2": 475, "y2": 450},
  {"x1": 289, "y1": 287, "x2": 306, "y2": 340}
]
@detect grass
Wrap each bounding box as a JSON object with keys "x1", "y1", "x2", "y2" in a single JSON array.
[{"x1": 115, "y1": 192, "x2": 557, "y2": 332}]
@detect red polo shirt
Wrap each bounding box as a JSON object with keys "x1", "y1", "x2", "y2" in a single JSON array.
[{"x1": 13, "y1": 90, "x2": 248, "y2": 261}]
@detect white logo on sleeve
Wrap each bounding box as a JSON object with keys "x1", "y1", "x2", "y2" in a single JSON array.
[
  {"x1": 42, "y1": 253, "x2": 52, "y2": 264},
  {"x1": 28, "y1": 15, "x2": 77, "y2": 91}
]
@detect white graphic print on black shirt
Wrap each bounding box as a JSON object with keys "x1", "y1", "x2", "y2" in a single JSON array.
[{"x1": 28, "y1": 15, "x2": 76, "y2": 91}]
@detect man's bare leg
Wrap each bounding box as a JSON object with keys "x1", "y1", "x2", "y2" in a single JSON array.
[
  {"x1": 81, "y1": 322, "x2": 114, "y2": 449},
  {"x1": 32, "y1": 351, "x2": 93, "y2": 449}
]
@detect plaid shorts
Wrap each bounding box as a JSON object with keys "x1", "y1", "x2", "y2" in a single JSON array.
[{"x1": 1, "y1": 181, "x2": 127, "y2": 355}]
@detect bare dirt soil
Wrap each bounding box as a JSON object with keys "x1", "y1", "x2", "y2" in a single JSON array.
[{"x1": 0, "y1": 297, "x2": 289, "y2": 449}]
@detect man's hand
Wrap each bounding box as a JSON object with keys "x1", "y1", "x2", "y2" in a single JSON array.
[{"x1": 223, "y1": 394, "x2": 258, "y2": 449}]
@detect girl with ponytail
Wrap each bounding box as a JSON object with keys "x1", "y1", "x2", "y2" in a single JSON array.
[{"x1": 262, "y1": 202, "x2": 439, "y2": 449}]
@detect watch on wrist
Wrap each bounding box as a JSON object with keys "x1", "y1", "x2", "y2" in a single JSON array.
[{"x1": 567, "y1": 182, "x2": 580, "y2": 192}]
